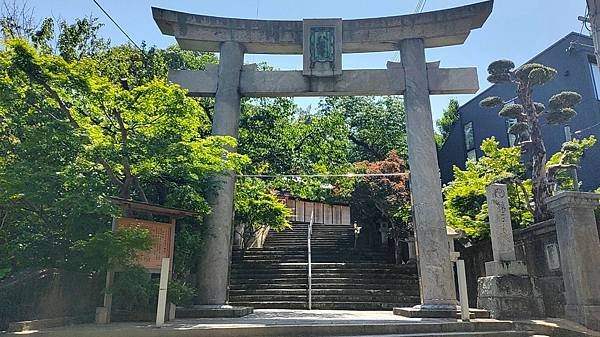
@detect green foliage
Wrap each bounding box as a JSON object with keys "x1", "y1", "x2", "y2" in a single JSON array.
[
  {"x1": 487, "y1": 60, "x2": 515, "y2": 74},
  {"x1": 499, "y1": 103, "x2": 524, "y2": 119},
  {"x1": 508, "y1": 122, "x2": 529, "y2": 135},
  {"x1": 0, "y1": 33, "x2": 242, "y2": 275},
  {"x1": 110, "y1": 267, "x2": 156, "y2": 313},
  {"x1": 235, "y1": 178, "x2": 292, "y2": 232},
  {"x1": 57, "y1": 17, "x2": 110, "y2": 61},
  {"x1": 444, "y1": 138, "x2": 533, "y2": 239},
  {"x1": 545, "y1": 108, "x2": 577, "y2": 124},
  {"x1": 71, "y1": 227, "x2": 152, "y2": 272},
  {"x1": 545, "y1": 92, "x2": 582, "y2": 125},
  {"x1": 487, "y1": 73, "x2": 511, "y2": 84},
  {"x1": 479, "y1": 96, "x2": 504, "y2": 109},
  {"x1": 547, "y1": 136, "x2": 597, "y2": 190},
  {"x1": 514, "y1": 63, "x2": 556, "y2": 83},
  {"x1": 435, "y1": 99, "x2": 460, "y2": 146},
  {"x1": 320, "y1": 96, "x2": 407, "y2": 162},
  {"x1": 482, "y1": 60, "x2": 583, "y2": 222},
  {"x1": 167, "y1": 279, "x2": 197, "y2": 307}
]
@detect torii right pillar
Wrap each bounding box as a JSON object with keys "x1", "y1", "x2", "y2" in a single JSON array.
[{"x1": 393, "y1": 38, "x2": 458, "y2": 318}]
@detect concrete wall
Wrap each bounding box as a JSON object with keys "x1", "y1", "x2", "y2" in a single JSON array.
[
  {"x1": 459, "y1": 220, "x2": 566, "y2": 317},
  {"x1": 438, "y1": 32, "x2": 600, "y2": 191}
]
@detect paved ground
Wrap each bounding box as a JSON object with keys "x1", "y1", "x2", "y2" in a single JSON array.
[{"x1": 5, "y1": 309, "x2": 599, "y2": 336}]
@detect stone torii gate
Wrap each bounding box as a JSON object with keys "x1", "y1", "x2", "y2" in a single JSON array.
[{"x1": 153, "y1": 0, "x2": 493, "y2": 317}]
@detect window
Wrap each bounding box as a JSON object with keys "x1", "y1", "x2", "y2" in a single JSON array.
[
  {"x1": 506, "y1": 118, "x2": 517, "y2": 147},
  {"x1": 464, "y1": 122, "x2": 476, "y2": 161},
  {"x1": 589, "y1": 57, "x2": 600, "y2": 99}
]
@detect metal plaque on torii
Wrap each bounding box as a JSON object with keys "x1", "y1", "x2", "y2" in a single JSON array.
[{"x1": 303, "y1": 19, "x2": 342, "y2": 77}]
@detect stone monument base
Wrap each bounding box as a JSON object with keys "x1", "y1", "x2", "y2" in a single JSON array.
[
  {"x1": 484, "y1": 260, "x2": 527, "y2": 276},
  {"x1": 477, "y1": 275, "x2": 543, "y2": 319},
  {"x1": 176, "y1": 305, "x2": 253, "y2": 318},
  {"x1": 393, "y1": 305, "x2": 490, "y2": 319}
]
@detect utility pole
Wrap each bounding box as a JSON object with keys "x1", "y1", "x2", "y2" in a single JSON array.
[{"x1": 586, "y1": 0, "x2": 600, "y2": 66}]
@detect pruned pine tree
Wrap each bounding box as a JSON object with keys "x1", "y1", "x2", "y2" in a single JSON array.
[{"x1": 480, "y1": 60, "x2": 582, "y2": 222}]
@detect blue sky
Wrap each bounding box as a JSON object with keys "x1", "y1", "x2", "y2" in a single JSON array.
[{"x1": 28, "y1": 0, "x2": 586, "y2": 122}]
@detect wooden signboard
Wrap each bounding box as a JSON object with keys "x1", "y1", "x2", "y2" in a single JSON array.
[{"x1": 116, "y1": 218, "x2": 175, "y2": 273}]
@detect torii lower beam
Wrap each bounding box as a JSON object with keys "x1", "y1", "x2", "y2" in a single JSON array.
[{"x1": 169, "y1": 62, "x2": 479, "y2": 97}]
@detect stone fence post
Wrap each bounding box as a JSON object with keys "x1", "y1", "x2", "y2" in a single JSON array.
[{"x1": 547, "y1": 192, "x2": 600, "y2": 331}]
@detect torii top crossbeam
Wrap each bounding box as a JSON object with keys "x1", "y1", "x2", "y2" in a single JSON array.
[{"x1": 152, "y1": 1, "x2": 493, "y2": 54}]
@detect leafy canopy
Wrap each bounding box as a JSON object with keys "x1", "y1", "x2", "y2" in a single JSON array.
[{"x1": 444, "y1": 138, "x2": 533, "y2": 239}]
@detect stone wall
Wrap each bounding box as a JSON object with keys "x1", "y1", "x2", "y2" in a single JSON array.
[
  {"x1": 459, "y1": 219, "x2": 565, "y2": 317},
  {"x1": 0, "y1": 269, "x2": 102, "y2": 330}
]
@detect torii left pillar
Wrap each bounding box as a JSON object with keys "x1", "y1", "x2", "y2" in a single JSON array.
[{"x1": 197, "y1": 41, "x2": 245, "y2": 307}]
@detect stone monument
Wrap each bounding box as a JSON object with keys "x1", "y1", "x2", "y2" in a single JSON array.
[
  {"x1": 153, "y1": 1, "x2": 494, "y2": 318},
  {"x1": 477, "y1": 184, "x2": 543, "y2": 319}
]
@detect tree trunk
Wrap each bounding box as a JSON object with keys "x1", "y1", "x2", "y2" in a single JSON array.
[{"x1": 520, "y1": 84, "x2": 552, "y2": 222}]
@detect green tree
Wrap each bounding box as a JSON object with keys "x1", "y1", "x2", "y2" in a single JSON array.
[
  {"x1": 233, "y1": 178, "x2": 292, "y2": 249},
  {"x1": 444, "y1": 137, "x2": 533, "y2": 239},
  {"x1": 0, "y1": 37, "x2": 244, "y2": 275},
  {"x1": 480, "y1": 60, "x2": 587, "y2": 222},
  {"x1": 435, "y1": 98, "x2": 460, "y2": 147},
  {"x1": 319, "y1": 96, "x2": 407, "y2": 162},
  {"x1": 547, "y1": 136, "x2": 596, "y2": 190},
  {"x1": 239, "y1": 97, "x2": 354, "y2": 202}
]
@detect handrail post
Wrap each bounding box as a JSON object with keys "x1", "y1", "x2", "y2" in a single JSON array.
[{"x1": 308, "y1": 210, "x2": 314, "y2": 310}]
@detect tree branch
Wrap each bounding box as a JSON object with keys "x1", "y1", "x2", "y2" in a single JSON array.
[
  {"x1": 348, "y1": 133, "x2": 385, "y2": 159},
  {"x1": 38, "y1": 81, "x2": 80, "y2": 129}
]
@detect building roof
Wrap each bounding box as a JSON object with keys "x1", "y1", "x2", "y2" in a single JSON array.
[{"x1": 458, "y1": 32, "x2": 593, "y2": 113}]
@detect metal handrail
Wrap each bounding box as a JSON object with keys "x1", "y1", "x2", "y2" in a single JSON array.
[{"x1": 307, "y1": 210, "x2": 314, "y2": 310}]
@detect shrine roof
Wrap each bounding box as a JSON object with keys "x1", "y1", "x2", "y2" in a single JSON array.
[{"x1": 109, "y1": 197, "x2": 196, "y2": 218}]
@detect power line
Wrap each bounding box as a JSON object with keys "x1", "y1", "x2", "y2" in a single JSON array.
[
  {"x1": 90, "y1": 0, "x2": 142, "y2": 51},
  {"x1": 574, "y1": 120, "x2": 600, "y2": 136},
  {"x1": 238, "y1": 173, "x2": 407, "y2": 178}
]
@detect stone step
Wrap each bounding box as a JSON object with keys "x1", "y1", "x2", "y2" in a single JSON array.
[
  {"x1": 230, "y1": 272, "x2": 418, "y2": 280},
  {"x1": 229, "y1": 283, "x2": 307, "y2": 290},
  {"x1": 228, "y1": 289, "x2": 420, "y2": 296},
  {"x1": 230, "y1": 278, "x2": 308, "y2": 284},
  {"x1": 228, "y1": 301, "x2": 421, "y2": 310},
  {"x1": 232, "y1": 262, "x2": 410, "y2": 268},
  {"x1": 310, "y1": 277, "x2": 418, "y2": 283},
  {"x1": 311, "y1": 280, "x2": 418, "y2": 287},
  {"x1": 310, "y1": 302, "x2": 420, "y2": 310},
  {"x1": 334, "y1": 333, "x2": 533, "y2": 337},
  {"x1": 229, "y1": 294, "x2": 421, "y2": 302},
  {"x1": 230, "y1": 269, "x2": 417, "y2": 277},
  {"x1": 228, "y1": 301, "x2": 308, "y2": 309},
  {"x1": 230, "y1": 283, "x2": 418, "y2": 291}
]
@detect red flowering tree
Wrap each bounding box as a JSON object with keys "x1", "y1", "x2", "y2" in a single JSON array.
[{"x1": 351, "y1": 151, "x2": 411, "y2": 263}]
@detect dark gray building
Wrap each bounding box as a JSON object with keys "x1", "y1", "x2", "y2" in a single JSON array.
[{"x1": 438, "y1": 32, "x2": 600, "y2": 191}]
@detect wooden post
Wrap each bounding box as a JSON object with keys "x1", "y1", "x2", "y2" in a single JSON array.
[
  {"x1": 156, "y1": 258, "x2": 170, "y2": 327},
  {"x1": 96, "y1": 217, "x2": 117, "y2": 324}
]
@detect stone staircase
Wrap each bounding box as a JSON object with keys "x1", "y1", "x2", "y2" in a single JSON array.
[{"x1": 230, "y1": 222, "x2": 421, "y2": 310}]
